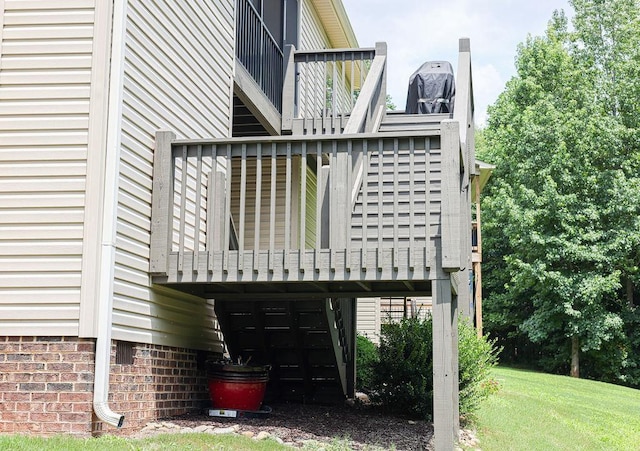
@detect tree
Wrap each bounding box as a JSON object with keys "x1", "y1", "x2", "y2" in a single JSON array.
[{"x1": 479, "y1": 3, "x2": 640, "y2": 382}]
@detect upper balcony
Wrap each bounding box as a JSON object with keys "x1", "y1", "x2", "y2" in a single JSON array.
[{"x1": 149, "y1": 39, "x2": 475, "y2": 300}]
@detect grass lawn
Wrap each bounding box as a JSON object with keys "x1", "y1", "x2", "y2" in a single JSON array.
[
  {"x1": 0, "y1": 432, "x2": 293, "y2": 451},
  {"x1": 475, "y1": 366, "x2": 640, "y2": 450}
]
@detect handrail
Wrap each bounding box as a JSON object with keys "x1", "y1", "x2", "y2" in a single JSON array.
[
  {"x1": 343, "y1": 42, "x2": 387, "y2": 208},
  {"x1": 342, "y1": 42, "x2": 387, "y2": 135},
  {"x1": 281, "y1": 44, "x2": 379, "y2": 134},
  {"x1": 150, "y1": 132, "x2": 435, "y2": 279},
  {"x1": 282, "y1": 43, "x2": 388, "y2": 213}
]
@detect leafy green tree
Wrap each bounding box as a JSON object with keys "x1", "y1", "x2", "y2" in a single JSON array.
[{"x1": 479, "y1": 3, "x2": 640, "y2": 382}]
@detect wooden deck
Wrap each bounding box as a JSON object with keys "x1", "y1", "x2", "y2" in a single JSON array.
[
  {"x1": 149, "y1": 126, "x2": 463, "y2": 299},
  {"x1": 149, "y1": 37, "x2": 477, "y2": 450}
]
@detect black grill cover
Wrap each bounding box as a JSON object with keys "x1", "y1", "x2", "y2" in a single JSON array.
[{"x1": 405, "y1": 61, "x2": 455, "y2": 114}]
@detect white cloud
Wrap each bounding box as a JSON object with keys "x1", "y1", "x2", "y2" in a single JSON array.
[
  {"x1": 472, "y1": 63, "x2": 504, "y2": 127},
  {"x1": 341, "y1": 0, "x2": 571, "y2": 121}
]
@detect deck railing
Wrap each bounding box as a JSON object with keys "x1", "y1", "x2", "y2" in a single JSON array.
[
  {"x1": 236, "y1": 0, "x2": 284, "y2": 112},
  {"x1": 149, "y1": 130, "x2": 454, "y2": 285},
  {"x1": 281, "y1": 43, "x2": 387, "y2": 135}
]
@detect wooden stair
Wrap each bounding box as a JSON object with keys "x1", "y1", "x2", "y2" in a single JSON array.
[
  {"x1": 214, "y1": 298, "x2": 355, "y2": 404},
  {"x1": 377, "y1": 111, "x2": 450, "y2": 133}
]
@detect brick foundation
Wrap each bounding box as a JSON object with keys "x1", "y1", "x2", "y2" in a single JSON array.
[
  {"x1": 0, "y1": 336, "x2": 218, "y2": 437},
  {"x1": 0, "y1": 337, "x2": 95, "y2": 435},
  {"x1": 106, "y1": 343, "x2": 215, "y2": 434}
]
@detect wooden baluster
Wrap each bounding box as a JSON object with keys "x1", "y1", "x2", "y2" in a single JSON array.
[
  {"x1": 239, "y1": 144, "x2": 247, "y2": 273},
  {"x1": 193, "y1": 145, "x2": 202, "y2": 274},
  {"x1": 409, "y1": 138, "x2": 415, "y2": 271},
  {"x1": 254, "y1": 143, "x2": 262, "y2": 273},
  {"x1": 377, "y1": 139, "x2": 383, "y2": 271},
  {"x1": 178, "y1": 145, "x2": 188, "y2": 274},
  {"x1": 269, "y1": 143, "x2": 276, "y2": 273},
  {"x1": 223, "y1": 144, "x2": 232, "y2": 274},
  {"x1": 361, "y1": 140, "x2": 368, "y2": 272},
  {"x1": 299, "y1": 142, "x2": 307, "y2": 273},
  {"x1": 284, "y1": 143, "x2": 292, "y2": 272}
]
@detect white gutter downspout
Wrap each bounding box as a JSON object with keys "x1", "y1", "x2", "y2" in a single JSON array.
[{"x1": 93, "y1": 0, "x2": 127, "y2": 428}]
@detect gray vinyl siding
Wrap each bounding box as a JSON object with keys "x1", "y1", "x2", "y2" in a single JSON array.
[
  {"x1": 229, "y1": 156, "x2": 317, "y2": 251},
  {"x1": 300, "y1": 0, "x2": 329, "y2": 51},
  {"x1": 297, "y1": 0, "x2": 328, "y2": 116},
  {"x1": 299, "y1": 0, "x2": 354, "y2": 115},
  {"x1": 230, "y1": 158, "x2": 290, "y2": 250},
  {"x1": 356, "y1": 298, "x2": 381, "y2": 344},
  {"x1": 113, "y1": 0, "x2": 235, "y2": 350},
  {"x1": 0, "y1": 0, "x2": 96, "y2": 335}
]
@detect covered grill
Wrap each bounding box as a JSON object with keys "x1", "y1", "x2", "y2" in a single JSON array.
[{"x1": 405, "y1": 61, "x2": 455, "y2": 114}]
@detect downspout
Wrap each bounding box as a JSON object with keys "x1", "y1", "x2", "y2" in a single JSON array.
[{"x1": 93, "y1": 0, "x2": 127, "y2": 428}]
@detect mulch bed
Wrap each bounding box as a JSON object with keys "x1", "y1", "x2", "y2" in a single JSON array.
[{"x1": 165, "y1": 402, "x2": 434, "y2": 450}]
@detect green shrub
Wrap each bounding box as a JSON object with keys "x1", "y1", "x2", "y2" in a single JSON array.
[
  {"x1": 356, "y1": 333, "x2": 379, "y2": 392},
  {"x1": 458, "y1": 318, "x2": 501, "y2": 415},
  {"x1": 371, "y1": 317, "x2": 433, "y2": 419},
  {"x1": 370, "y1": 315, "x2": 499, "y2": 420}
]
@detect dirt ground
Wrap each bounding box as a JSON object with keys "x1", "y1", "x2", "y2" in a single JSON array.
[{"x1": 162, "y1": 401, "x2": 434, "y2": 450}]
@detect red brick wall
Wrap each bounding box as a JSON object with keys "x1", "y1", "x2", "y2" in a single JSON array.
[
  {"x1": 108, "y1": 343, "x2": 214, "y2": 434},
  {"x1": 0, "y1": 336, "x2": 218, "y2": 436},
  {"x1": 0, "y1": 336, "x2": 95, "y2": 435}
]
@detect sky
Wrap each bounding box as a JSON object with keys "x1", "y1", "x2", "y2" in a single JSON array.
[{"x1": 341, "y1": 0, "x2": 572, "y2": 125}]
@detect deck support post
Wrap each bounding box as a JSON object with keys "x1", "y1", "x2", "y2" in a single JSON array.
[
  {"x1": 434, "y1": 118, "x2": 464, "y2": 450},
  {"x1": 432, "y1": 278, "x2": 459, "y2": 450}
]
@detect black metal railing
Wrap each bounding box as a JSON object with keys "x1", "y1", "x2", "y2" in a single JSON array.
[
  {"x1": 471, "y1": 221, "x2": 478, "y2": 251},
  {"x1": 236, "y1": 0, "x2": 284, "y2": 112}
]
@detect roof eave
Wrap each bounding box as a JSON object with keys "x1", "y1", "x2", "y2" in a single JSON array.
[
  {"x1": 475, "y1": 160, "x2": 496, "y2": 192},
  {"x1": 312, "y1": 0, "x2": 359, "y2": 49}
]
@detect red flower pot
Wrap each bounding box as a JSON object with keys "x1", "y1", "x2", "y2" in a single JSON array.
[{"x1": 207, "y1": 363, "x2": 269, "y2": 411}]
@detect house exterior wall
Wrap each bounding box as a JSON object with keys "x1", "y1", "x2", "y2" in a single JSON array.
[
  {"x1": 0, "y1": 0, "x2": 108, "y2": 336},
  {"x1": 110, "y1": 0, "x2": 236, "y2": 350},
  {"x1": 0, "y1": 0, "x2": 232, "y2": 346},
  {"x1": 301, "y1": 0, "x2": 330, "y2": 52},
  {"x1": 0, "y1": 0, "x2": 352, "y2": 342}
]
